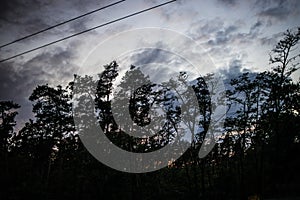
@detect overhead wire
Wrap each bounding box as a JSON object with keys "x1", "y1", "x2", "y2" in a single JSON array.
[
  {"x1": 0, "y1": 0, "x2": 126, "y2": 49},
  {"x1": 0, "y1": 0, "x2": 176, "y2": 63}
]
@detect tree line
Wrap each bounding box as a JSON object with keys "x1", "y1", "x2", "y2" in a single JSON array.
[{"x1": 0, "y1": 28, "x2": 299, "y2": 200}]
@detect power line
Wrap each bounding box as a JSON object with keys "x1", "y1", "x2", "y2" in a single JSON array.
[
  {"x1": 0, "y1": 0, "x2": 176, "y2": 63},
  {"x1": 0, "y1": 0, "x2": 126, "y2": 49}
]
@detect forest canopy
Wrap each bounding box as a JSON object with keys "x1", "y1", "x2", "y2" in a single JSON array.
[{"x1": 0, "y1": 28, "x2": 300, "y2": 200}]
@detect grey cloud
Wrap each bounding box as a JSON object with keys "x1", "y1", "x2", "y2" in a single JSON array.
[
  {"x1": 259, "y1": 32, "x2": 283, "y2": 46},
  {"x1": 0, "y1": 0, "x2": 111, "y2": 22},
  {"x1": 129, "y1": 48, "x2": 174, "y2": 66},
  {"x1": 0, "y1": 43, "x2": 79, "y2": 125},
  {"x1": 207, "y1": 20, "x2": 264, "y2": 47},
  {"x1": 219, "y1": 59, "x2": 255, "y2": 84},
  {"x1": 188, "y1": 18, "x2": 266, "y2": 72},
  {"x1": 127, "y1": 48, "x2": 183, "y2": 80},
  {"x1": 250, "y1": 21, "x2": 263, "y2": 36},
  {"x1": 0, "y1": 48, "x2": 78, "y2": 101},
  {"x1": 220, "y1": 59, "x2": 243, "y2": 79},
  {"x1": 0, "y1": 0, "x2": 126, "y2": 126},
  {"x1": 255, "y1": 0, "x2": 300, "y2": 24},
  {"x1": 216, "y1": 0, "x2": 238, "y2": 6},
  {"x1": 116, "y1": 47, "x2": 193, "y2": 84},
  {"x1": 189, "y1": 18, "x2": 224, "y2": 41},
  {"x1": 0, "y1": 0, "x2": 42, "y2": 22},
  {"x1": 254, "y1": 0, "x2": 284, "y2": 9},
  {"x1": 189, "y1": 17, "x2": 264, "y2": 48},
  {"x1": 207, "y1": 25, "x2": 238, "y2": 46},
  {"x1": 147, "y1": 0, "x2": 186, "y2": 4},
  {"x1": 259, "y1": 6, "x2": 289, "y2": 21},
  {"x1": 0, "y1": 0, "x2": 110, "y2": 44},
  {"x1": 143, "y1": 0, "x2": 190, "y2": 23}
]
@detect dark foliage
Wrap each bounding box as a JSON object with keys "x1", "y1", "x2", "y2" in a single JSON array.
[{"x1": 0, "y1": 28, "x2": 300, "y2": 200}]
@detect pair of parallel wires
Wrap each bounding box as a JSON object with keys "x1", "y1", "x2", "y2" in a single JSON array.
[{"x1": 0, "y1": 0, "x2": 176, "y2": 63}]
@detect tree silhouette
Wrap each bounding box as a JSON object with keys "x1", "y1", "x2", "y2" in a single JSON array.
[
  {"x1": 263, "y1": 27, "x2": 300, "y2": 197},
  {"x1": 0, "y1": 101, "x2": 20, "y2": 199},
  {"x1": 1, "y1": 27, "x2": 300, "y2": 200},
  {"x1": 97, "y1": 64, "x2": 183, "y2": 153},
  {"x1": 14, "y1": 84, "x2": 75, "y2": 192},
  {"x1": 0, "y1": 101, "x2": 20, "y2": 151}
]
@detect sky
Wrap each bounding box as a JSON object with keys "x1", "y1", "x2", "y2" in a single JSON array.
[{"x1": 0, "y1": 0, "x2": 299, "y2": 127}]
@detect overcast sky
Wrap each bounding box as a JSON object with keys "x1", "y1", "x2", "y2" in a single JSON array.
[{"x1": 0, "y1": 0, "x2": 299, "y2": 126}]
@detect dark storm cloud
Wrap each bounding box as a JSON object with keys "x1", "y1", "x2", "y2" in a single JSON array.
[
  {"x1": 0, "y1": 0, "x2": 110, "y2": 43},
  {"x1": 189, "y1": 17, "x2": 264, "y2": 48},
  {"x1": 0, "y1": 0, "x2": 99, "y2": 102},
  {"x1": 259, "y1": 6, "x2": 289, "y2": 21},
  {"x1": 120, "y1": 47, "x2": 190, "y2": 83},
  {"x1": 0, "y1": 0, "x2": 50, "y2": 37},
  {"x1": 0, "y1": 47, "x2": 78, "y2": 100},
  {"x1": 250, "y1": 21, "x2": 263, "y2": 35},
  {"x1": 0, "y1": 0, "x2": 118, "y2": 125},
  {"x1": 203, "y1": 20, "x2": 263, "y2": 47},
  {"x1": 0, "y1": 0, "x2": 42, "y2": 22},
  {"x1": 0, "y1": 0, "x2": 112, "y2": 99},
  {"x1": 0, "y1": 43, "x2": 79, "y2": 123},
  {"x1": 216, "y1": 0, "x2": 238, "y2": 6},
  {"x1": 129, "y1": 48, "x2": 174, "y2": 66},
  {"x1": 255, "y1": 0, "x2": 300, "y2": 23},
  {"x1": 0, "y1": 0, "x2": 111, "y2": 22}
]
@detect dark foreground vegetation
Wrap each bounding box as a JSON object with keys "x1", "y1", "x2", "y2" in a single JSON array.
[{"x1": 1, "y1": 28, "x2": 300, "y2": 200}]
